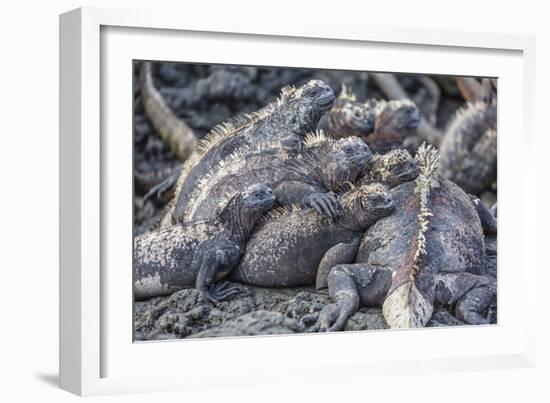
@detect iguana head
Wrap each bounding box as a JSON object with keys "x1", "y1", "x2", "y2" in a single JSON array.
[
  {"x1": 219, "y1": 183, "x2": 276, "y2": 237},
  {"x1": 360, "y1": 149, "x2": 420, "y2": 189},
  {"x1": 277, "y1": 80, "x2": 335, "y2": 134},
  {"x1": 338, "y1": 183, "x2": 395, "y2": 231},
  {"x1": 373, "y1": 99, "x2": 421, "y2": 132},
  {"x1": 322, "y1": 98, "x2": 376, "y2": 139},
  {"x1": 239, "y1": 182, "x2": 276, "y2": 217},
  {"x1": 315, "y1": 136, "x2": 374, "y2": 189},
  {"x1": 361, "y1": 99, "x2": 421, "y2": 154}
]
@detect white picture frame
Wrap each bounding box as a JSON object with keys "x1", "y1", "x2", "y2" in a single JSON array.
[{"x1": 59, "y1": 6, "x2": 537, "y2": 396}]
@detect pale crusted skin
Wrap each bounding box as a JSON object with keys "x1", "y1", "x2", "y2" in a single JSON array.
[
  {"x1": 231, "y1": 183, "x2": 395, "y2": 288},
  {"x1": 161, "y1": 80, "x2": 336, "y2": 228},
  {"x1": 317, "y1": 97, "x2": 376, "y2": 140},
  {"x1": 363, "y1": 99, "x2": 421, "y2": 154},
  {"x1": 439, "y1": 100, "x2": 497, "y2": 194},
  {"x1": 139, "y1": 62, "x2": 197, "y2": 161},
  {"x1": 184, "y1": 135, "x2": 373, "y2": 222},
  {"x1": 357, "y1": 148, "x2": 420, "y2": 189},
  {"x1": 134, "y1": 183, "x2": 275, "y2": 300},
  {"x1": 312, "y1": 145, "x2": 495, "y2": 331}
]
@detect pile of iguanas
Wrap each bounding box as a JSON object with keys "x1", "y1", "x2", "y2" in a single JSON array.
[{"x1": 134, "y1": 62, "x2": 497, "y2": 333}]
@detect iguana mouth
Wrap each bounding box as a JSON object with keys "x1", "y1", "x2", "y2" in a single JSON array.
[
  {"x1": 350, "y1": 153, "x2": 373, "y2": 169},
  {"x1": 316, "y1": 91, "x2": 336, "y2": 109},
  {"x1": 375, "y1": 199, "x2": 395, "y2": 212},
  {"x1": 397, "y1": 166, "x2": 421, "y2": 182},
  {"x1": 406, "y1": 109, "x2": 422, "y2": 129},
  {"x1": 353, "y1": 115, "x2": 375, "y2": 132}
]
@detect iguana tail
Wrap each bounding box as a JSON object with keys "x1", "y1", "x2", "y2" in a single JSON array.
[{"x1": 139, "y1": 62, "x2": 196, "y2": 161}]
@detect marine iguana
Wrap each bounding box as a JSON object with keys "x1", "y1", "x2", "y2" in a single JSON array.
[
  {"x1": 316, "y1": 86, "x2": 423, "y2": 156},
  {"x1": 183, "y1": 132, "x2": 373, "y2": 222},
  {"x1": 438, "y1": 79, "x2": 497, "y2": 195},
  {"x1": 158, "y1": 65, "x2": 259, "y2": 111},
  {"x1": 230, "y1": 183, "x2": 395, "y2": 288},
  {"x1": 160, "y1": 79, "x2": 336, "y2": 227},
  {"x1": 364, "y1": 98, "x2": 421, "y2": 154},
  {"x1": 309, "y1": 144, "x2": 495, "y2": 331},
  {"x1": 316, "y1": 85, "x2": 376, "y2": 140},
  {"x1": 369, "y1": 73, "x2": 443, "y2": 145},
  {"x1": 357, "y1": 148, "x2": 420, "y2": 189},
  {"x1": 134, "y1": 183, "x2": 275, "y2": 303},
  {"x1": 139, "y1": 62, "x2": 197, "y2": 161}
]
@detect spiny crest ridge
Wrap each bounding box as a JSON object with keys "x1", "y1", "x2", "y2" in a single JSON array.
[
  {"x1": 304, "y1": 130, "x2": 332, "y2": 147},
  {"x1": 259, "y1": 204, "x2": 304, "y2": 224},
  {"x1": 412, "y1": 142, "x2": 440, "y2": 276},
  {"x1": 339, "y1": 84, "x2": 357, "y2": 101},
  {"x1": 195, "y1": 103, "x2": 277, "y2": 156}
]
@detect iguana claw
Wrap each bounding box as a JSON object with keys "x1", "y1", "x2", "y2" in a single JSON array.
[
  {"x1": 306, "y1": 192, "x2": 339, "y2": 217},
  {"x1": 205, "y1": 281, "x2": 242, "y2": 305},
  {"x1": 308, "y1": 303, "x2": 348, "y2": 332}
]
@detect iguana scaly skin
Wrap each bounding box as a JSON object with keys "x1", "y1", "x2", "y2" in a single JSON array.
[
  {"x1": 364, "y1": 99, "x2": 421, "y2": 154},
  {"x1": 183, "y1": 133, "x2": 373, "y2": 222},
  {"x1": 160, "y1": 80, "x2": 335, "y2": 227},
  {"x1": 316, "y1": 86, "x2": 376, "y2": 140},
  {"x1": 357, "y1": 148, "x2": 420, "y2": 189},
  {"x1": 310, "y1": 144, "x2": 495, "y2": 331},
  {"x1": 230, "y1": 183, "x2": 395, "y2": 288},
  {"x1": 134, "y1": 183, "x2": 275, "y2": 302},
  {"x1": 139, "y1": 62, "x2": 197, "y2": 161},
  {"x1": 438, "y1": 85, "x2": 497, "y2": 195}
]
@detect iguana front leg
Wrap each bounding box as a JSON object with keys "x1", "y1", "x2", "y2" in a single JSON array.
[
  {"x1": 193, "y1": 241, "x2": 242, "y2": 305},
  {"x1": 315, "y1": 240, "x2": 360, "y2": 291},
  {"x1": 434, "y1": 272, "x2": 495, "y2": 325},
  {"x1": 309, "y1": 263, "x2": 393, "y2": 332},
  {"x1": 274, "y1": 181, "x2": 339, "y2": 217},
  {"x1": 470, "y1": 195, "x2": 497, "y2": 235}
]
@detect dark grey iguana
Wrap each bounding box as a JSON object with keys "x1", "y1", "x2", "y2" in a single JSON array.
[
  {"x1": 159, "y1": 65, "x2": 259, "y2": 111},
  {"x1": 363, "y1": 98, "x2": 421, "y2": 154},
  {"x1": 316, "y1": 86, "x2": 422, "y2": 156},
  {"x1": 139, "y1": 61, "x2": 197, "y2": 161},
  {"x1": 230, "y1": 183, "x2": 395, "y2": 288},
  {"x1": 183, "y1": 132, "x2": 373, "y2": 222},
  {"x1": 439, "y1": 79, "x2": 497, "y2": 195},
  {"x1": 134, "y1": 183, "x2": 275, "y2": 303},
  {"x1": 316, "y1": 85, "x2": 376, "y2": 140},
  {"x1": 309, "y1": 144, "x2": 496, "y2": 331},
  {"x1": 159, "y1": 79, "x2": 336, "y2": 228}
]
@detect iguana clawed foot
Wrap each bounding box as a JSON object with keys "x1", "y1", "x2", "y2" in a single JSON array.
[
  {"x1": 143, "y1": 171, "x2": 179, "y2": 203},
  {"x1": 306, "y1": 303, "x2": 349, "y2": 332},
  {"x1": 204, "y1": 281, "x2": 242, "y2": 305},
  {"x1": 305, "y1": 191, "x2": 339, "y2": 217}
]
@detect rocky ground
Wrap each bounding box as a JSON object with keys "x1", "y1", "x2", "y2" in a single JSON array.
[{"x1": 134, "y1": 282, "x2": 466, "y2": 340}]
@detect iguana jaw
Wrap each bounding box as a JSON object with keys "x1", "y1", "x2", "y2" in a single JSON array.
[
  {"x1": 375, "y1": 99, "x2": 421, "y2": 132},
  {"x1": 338, "y1": 183, "x2": 394, "y2": 231},
  {"x1": 395, "y1": 163, "x2": 421, "y2": 184},
  {"x1": 316, "y1": 137, "x2": 373, "y2": 189}
]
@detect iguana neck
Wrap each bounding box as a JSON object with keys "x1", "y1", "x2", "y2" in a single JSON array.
[
  {"x1": 219, "y1": 202, "x2": 257, "y2": 244},
  {"x1": 336, "y1": 206, "x2": 368, "y2": 232},
  {"x1": 265, "y1": 104, "x2": 312, "y2": 138},
  {"x1": 288, "y1": 145, "x2": 343, "y2": 190},
  {"x1": 361, "y1": 154, "x2": 384, "y2": 183}
]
